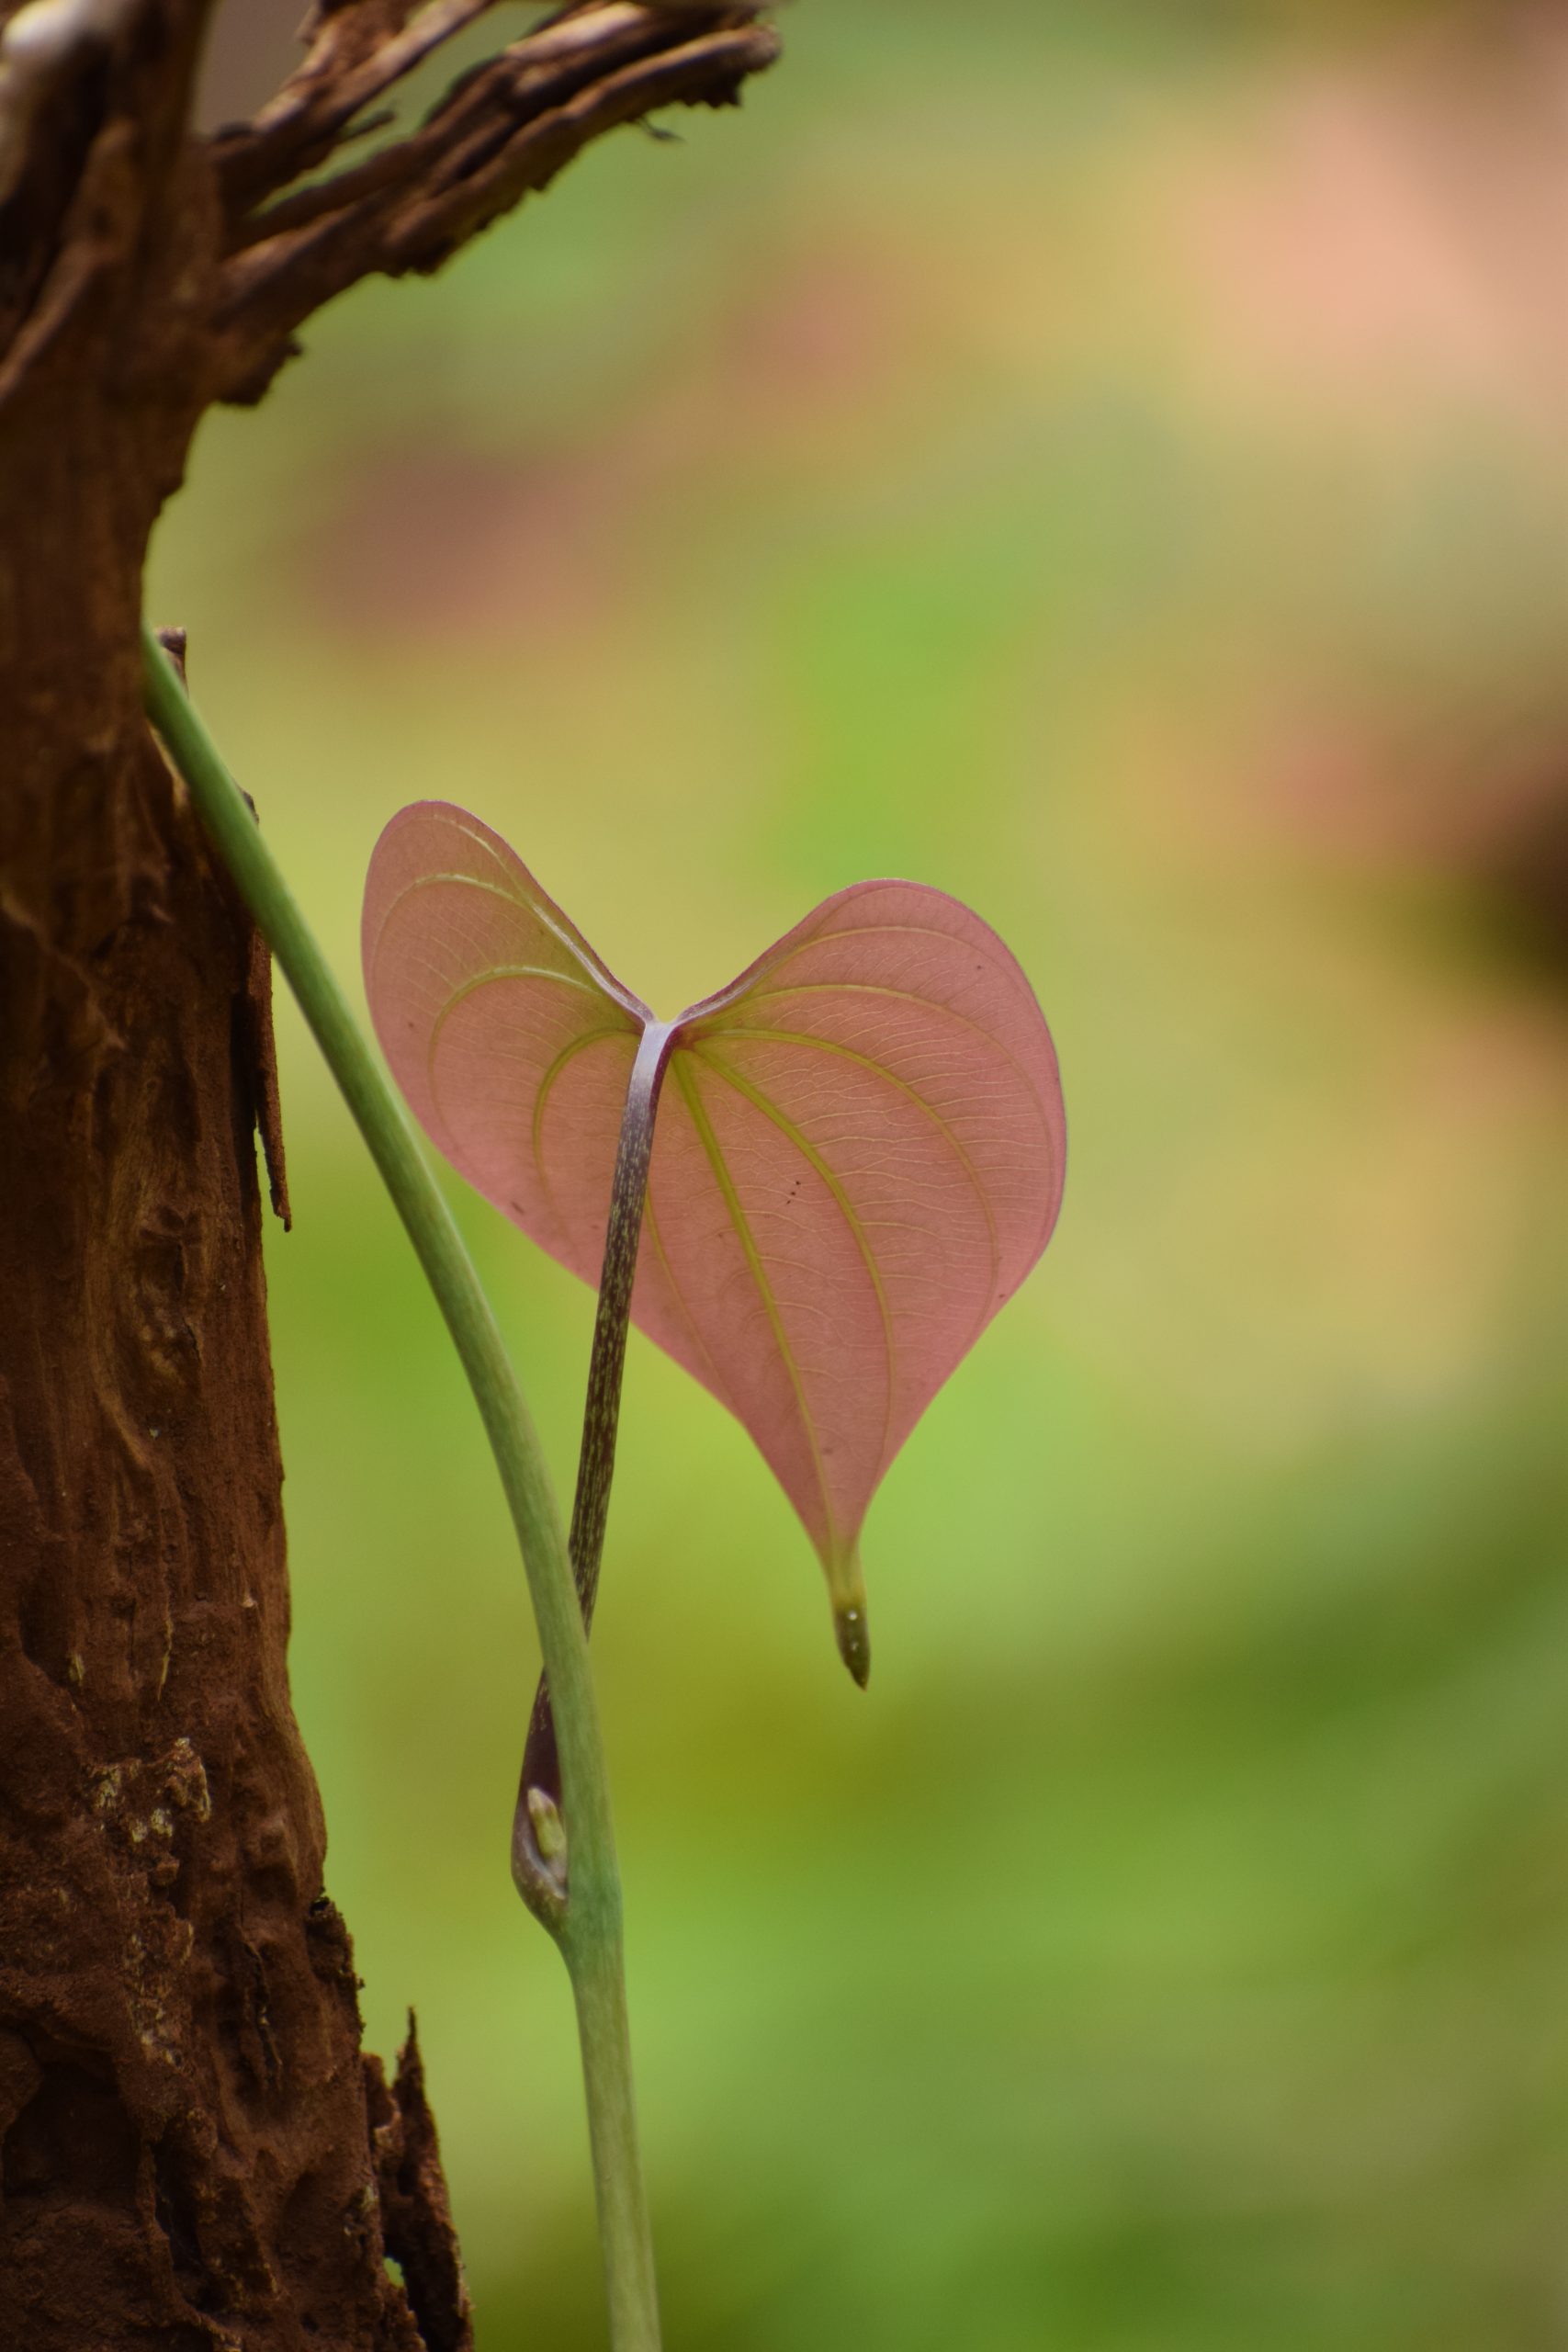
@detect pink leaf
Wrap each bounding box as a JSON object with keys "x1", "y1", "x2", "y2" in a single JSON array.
[{"x1": 364, "y1": 802, "x2": 1066, "y2": 1674}]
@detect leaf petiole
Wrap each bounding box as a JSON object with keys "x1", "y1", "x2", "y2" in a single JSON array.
[{"x1": 514, "y1": 1020, "x2": 678, "y2": 1908}]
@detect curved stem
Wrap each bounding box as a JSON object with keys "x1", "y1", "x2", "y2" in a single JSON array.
[{"x1": 141, "y1": 623, "x2": 660, "y2": 2352}]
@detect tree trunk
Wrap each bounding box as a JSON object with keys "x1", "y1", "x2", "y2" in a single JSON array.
[
  {"x1": 0, "y1": 2, "x2": 774, "y2": 2342},
  {"x1": 0, "y1": 110, "x2": 460, "y2": 2352}
]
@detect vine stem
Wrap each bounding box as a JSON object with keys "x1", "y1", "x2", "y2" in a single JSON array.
[{"x1": 141, "y1": 624, "x2": 661, "y2": 2352}]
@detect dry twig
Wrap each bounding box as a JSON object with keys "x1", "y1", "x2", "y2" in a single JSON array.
[{"x1": 0, "y1": 0, "x2": 779, "y2": 404}]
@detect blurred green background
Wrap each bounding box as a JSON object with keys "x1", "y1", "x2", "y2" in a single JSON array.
[{"x1": 153, "y1": 4, "x2": 1568, "y2": 2345}]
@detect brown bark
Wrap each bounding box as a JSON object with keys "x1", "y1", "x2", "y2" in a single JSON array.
[{"x1": 0, "y1": 2, "x2": 775, "y2": 2343}]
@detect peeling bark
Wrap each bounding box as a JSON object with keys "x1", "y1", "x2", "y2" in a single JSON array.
[
  {"x1": 0, "y1": 0, "x2": 775, "y2": 2339},
  {"x1": 0, "y1": 588, "x2": 432, "y2": 2343}
]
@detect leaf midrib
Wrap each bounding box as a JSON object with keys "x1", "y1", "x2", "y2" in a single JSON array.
[
  {"x1": 671, "y1": 1051, "x2": 839, "y2": 1556},
  {"x1": 692, "y1": 1044, "x2": 898, "y2": 1476}
]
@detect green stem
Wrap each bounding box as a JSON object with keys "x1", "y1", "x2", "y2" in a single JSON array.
[
  {"x1": 568, "y1": 1924, "x2": 661, "y2": 2352},
  {"x1": 140, "y1": 623, "x2": 661, "y2": 2352}
]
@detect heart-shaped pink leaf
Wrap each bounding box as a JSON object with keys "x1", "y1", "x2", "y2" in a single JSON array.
[{"x1": 364, "y1": 802, "x2": 1066, "y2": 1672}]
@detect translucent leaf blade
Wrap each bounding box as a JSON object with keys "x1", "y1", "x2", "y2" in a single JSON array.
[
  {"x1": 362, "y1": 801, "x2": 643, "y2": 1279},
  {"x1": 640, "y1": 882, "x2": 1066, "y2": 1623},
  {"x1": 364, "y1": 814, "x2": 1066, "y2": 1672}
]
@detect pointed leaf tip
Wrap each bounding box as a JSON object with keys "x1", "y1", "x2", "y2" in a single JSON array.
[
  {"x1": 364, "y1": 808, "x2": 1066, "y2": 1663},
  {"x1": 834, "y1": 1600, "x2": 872, "y2": 1689}
]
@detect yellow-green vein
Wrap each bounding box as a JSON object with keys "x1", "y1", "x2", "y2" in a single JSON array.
[
  {"x1": 641, "y1": 1183, "x2": 735, "y2": 1411},
  {"x1": 428, "y1": 962, "x2": 613, "y2": 1083},
  {"x1": 692, "y1": 1045, "x2": 897, "y2": 1474},
  {"x1": 727, "y1": 979, "x2": 1055, "y2": 1142},
  {"x1": 671, "y1": 1052, "x2": 837, "y2": 1555},
  {"x1": 698, "y1": 1023, "x2": 1003, "y2": 1329},
  {"x1": 529, "y1": 1025, "x2": 637, "y2": 1238}
]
